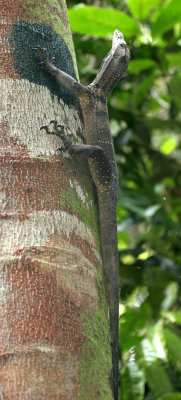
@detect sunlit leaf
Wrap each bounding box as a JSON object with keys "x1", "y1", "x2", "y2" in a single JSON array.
[
  {"x1": 138, "y1": 251, "x2": 150, "y2": 260},
  {"x1": 127, "y1": 0, "x2": 161, "y2": 21},
  {"x1": 121, "y1": 361, "x2": 145, "y2": 400},
  {"x1": 147, "y1": 322, "x2": 167, "y2": 361},
  {"x1": 164, "y1": 327, "x2": 181, "y2": 367},
  {"x1": 136, "y1": 339, "x2": 173, "y2": 396},
  {"x1": 173, "y1": 311, "x2": 181, "y2": 324},
  {"x1": 166, "y1": 52, "x2": 181, "y2": 68},
  {"x1": 145, "y1": 360, "x2": 174, "y2": 397},
  {"x1": 68, "y1": 5, "x2": 140, "y2": 38},
  {"x1": 161, "y1": 282, "x2": 179, "y2": 311},
  {"x1": 143, "y1": 204, "x2": 161, "y2": 218},
  {"x1": 158, "y1": 394, "x2": 181, "y2": 400},
  {"x1": 152, "y1": 0, "x2": 181, "y2": 36},
  {"x1": 118, "y1": 231, "x2": 130, "y2": 250},
  {"x1": 136, "y1": 338, "x2": 157, "y2": 368},
  {"x1": 117, "y1": 204, "x2": 129, "y2": 222},
  {"x1": 121, "y1": 254, "x2": 135, "y2": 264},
  {"x1": 160, "y1": 136, "x2": 178, "y2": 155},
  {"x1": 119, "y1": 304, "x2": 151, "y2": 351}
]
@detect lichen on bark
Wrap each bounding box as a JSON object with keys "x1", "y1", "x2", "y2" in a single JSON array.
[{"x1": 79, "y1": 266, "x2": 113, "y2": 400}]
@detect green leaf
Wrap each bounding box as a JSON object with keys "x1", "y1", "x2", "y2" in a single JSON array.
[
  {"x1": 152, "y1": 0, "x2": 181, "y2": 37},
  {"x1": 68, "y1": 5, "x2": 140, "y2": 39},
  {"x1": 143, "y1": 204, "x2": 161, "y2": 218},
  {"x1": 144, "y1": 269, "x2": 173, "y2": 313},
  {"x1": 169, "y1": 73, "x2": 181, "y2": 108},
  {"x1": 119, "y1": 304, "x2": 152, "y2": 351},
  {"x1": 120, "y1": 191, "x2": 151, "y2": 214},
  {"x1": 158, "y1": 394, "x2": 181, "y2": 400},
  {"x1": 117, "y1": 204, "x2": 129, "y2": 221},
  {"x1": 128, "y1": 58, "x2": 156, "y2": 73},
  {"x1": 133, "y1": 74, "x2": 155, "y2": 108},
  {"x1": 161, "y1": 282, "x2": 179, "y2": 311},
  {"x1": 121, "y1": 361, "x2": 145, "y2": 400},
  {"x1": 119, "y1": 191, "x2": 161, "y2": 220},
  {"x1": 145, "y1": 360, "x2": 174, "y2": 397},
  {"x1": 136, "y1": 339, "x2": 173, "y2": 396},
  {"x1": 163, "y1": 177, "x2": 175, "y2": 188},
  {"x1": 173, "y1": 311, "x2": 181, "y2": 324},
  {"x1": 127, "y1": 0, "x2": 161, "y2": 21},
  {"x1": 166, "y1": 52, "x2": 181, "y2": 68},
  {"x1": 118, "y1": 231, "x2": 131, "y2": 251},
  {"x1": 160, "y1": 136, "x2": 178, "y2": 155},
  {"x1": 164, "y1": 327, "x2": 181, "y2": 367},
  {"x1": 146, "y1": 322, "x2": 167, "y2": 360},
  {"x1": 142, "y1": 118, "x2": 181, "y2": 131}
]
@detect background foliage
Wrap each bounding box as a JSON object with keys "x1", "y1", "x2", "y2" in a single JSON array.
[{"x1": 67, "y1": 1, "x2": 181, "y2": 398}]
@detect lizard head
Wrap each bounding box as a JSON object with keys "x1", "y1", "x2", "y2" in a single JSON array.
[{"x1": 112, "y1": 30, "x2": 130, "y2": 59}]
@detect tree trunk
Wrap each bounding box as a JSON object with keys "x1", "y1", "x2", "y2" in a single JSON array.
[{"x1": 0, "y1": 0, "x2": 113, "y2": 399}]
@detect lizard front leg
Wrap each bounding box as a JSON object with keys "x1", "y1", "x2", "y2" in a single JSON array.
[{"x1": 33, "y1": 46, "x2": 89, "y2": 96}]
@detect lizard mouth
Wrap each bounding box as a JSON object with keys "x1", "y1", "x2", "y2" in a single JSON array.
[
  {"x1": 112, "y1": 30, "x2": 127, "y2": 51},
  {"x1": 113, "y1": 29, "x2": 125, "y2": 42},
  {"x1": 119, "y1": 42, "x2": 127, "y2": 56},
  {"x1": 112, "y1": 29, "x2": 130, "y2": 59}
]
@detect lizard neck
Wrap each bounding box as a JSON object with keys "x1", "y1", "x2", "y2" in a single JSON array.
[{"x1": 90, "y1": 47, "x2": 130, "y2": 96}]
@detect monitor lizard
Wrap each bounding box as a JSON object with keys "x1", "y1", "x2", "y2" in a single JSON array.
[{"x1": 34, "y1": 29, "x2": 130, "y2": 400}]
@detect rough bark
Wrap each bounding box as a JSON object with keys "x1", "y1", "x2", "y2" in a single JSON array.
[{"x1": 0, "y1": 0, "x2": 113, "y2": 399}]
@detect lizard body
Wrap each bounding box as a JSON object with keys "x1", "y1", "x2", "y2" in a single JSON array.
[{"x1": 34, "y1": 30, "x2": 130, "y2": 400}]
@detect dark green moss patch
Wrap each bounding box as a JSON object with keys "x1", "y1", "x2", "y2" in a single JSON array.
[
  {"x1": 59, "y1": 160, "x2": 100, "y2": 250},
  {"x1": 9, "y1": 21, "x2": 77, "y2": 105}
]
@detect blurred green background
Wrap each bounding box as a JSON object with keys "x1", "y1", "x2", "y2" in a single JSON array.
[{"x1": 67, "y1": 1, "x2": 181, "y2": 399}]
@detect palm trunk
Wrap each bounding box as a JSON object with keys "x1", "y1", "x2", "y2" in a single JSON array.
[{"x1": 0, "y1": 0, "x2": 114, "y2": 398}]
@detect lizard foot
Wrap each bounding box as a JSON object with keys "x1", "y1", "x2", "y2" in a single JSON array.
[
  {"x1": 40, "y1": 120, "x2": 64, "y2": 136},
  {"x1": 33, "y1": 46, "x2": 56, "y2": 73},
  {"x1": 40, "y1": 120, "x2": 72, "y2": 152},
  {"x1": 50, "y1": 121, "x2": 73, "y2": 151}
]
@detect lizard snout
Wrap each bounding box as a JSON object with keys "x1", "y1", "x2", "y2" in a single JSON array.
[{"x1": 120, "y1": 40, "x2": 126, "y2": 48}]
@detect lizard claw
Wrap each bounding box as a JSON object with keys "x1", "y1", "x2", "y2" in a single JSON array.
[
  {"x1": 50, "y1": 121, "x2": 65, "y2": 134},
  {"x1": 40, "y1": 123, "x2": 57, "y2": 136},
  {"x1": 39, "y1": 121, "x2": 69, "y2": 150},
  {"x1": 40, "y1": 125, "x2": 49, "y2": 133},
  {"x1": 33, "y1": 46, "x2": 57, "y2": 75},
  {"x1": 50, "y1": 120, "x2": 58, "y2": 126},
  {"x1": 33, "y1": 46, "x2": 48, "y2": 61},
  {"x1": 56, "y1": 146, "x2": 64, "y2": 152},
  {"x1": 50, "y1": 120, "x2": 59, "y2": 132}
]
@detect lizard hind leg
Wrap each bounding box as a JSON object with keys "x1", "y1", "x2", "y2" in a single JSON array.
[{"x1": 41, "y1": 121, "x2": 112, "y2": 186}]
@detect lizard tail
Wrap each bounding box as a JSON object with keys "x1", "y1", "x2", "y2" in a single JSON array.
[{"x1": 98, "y1": 191, "x2": 119, "y2": 400}]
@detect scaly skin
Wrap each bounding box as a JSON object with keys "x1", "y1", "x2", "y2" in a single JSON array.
[{"x1": 34, "y1": 30, "x2": 130, "y2": 400}]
